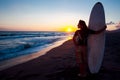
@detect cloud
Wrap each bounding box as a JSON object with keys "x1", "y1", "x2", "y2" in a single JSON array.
[
  {"x1": 106, "y1": 21, "x2": 115, "y2": 25},
  {"x1": 116, "y1": 22, "x2": 120, "y2": 28}
]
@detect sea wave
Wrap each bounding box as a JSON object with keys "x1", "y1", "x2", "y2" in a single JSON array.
[
  {"x1": 0, "y1": 31, "x2": 67, "y2": 61},
  {"x1": 0, "y1": 31, "x2": 66, "y2": 39}
]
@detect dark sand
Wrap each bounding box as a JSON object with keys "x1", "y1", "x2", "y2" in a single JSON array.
[{"x1": 0, "y1": 30, "x2": 120, "y2": 80}]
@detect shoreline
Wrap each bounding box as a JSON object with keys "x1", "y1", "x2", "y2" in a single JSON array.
[
  {"x1": 0, "y1": 39, "x2": 67, "y2": 71},
  {"x1": 0, "y1": 30, "x2": 120, "y2": 80}
]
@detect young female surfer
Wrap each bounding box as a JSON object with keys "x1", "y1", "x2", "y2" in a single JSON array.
[{"x1": 73, "y1": 20, "x2": 106, "y2": 77}]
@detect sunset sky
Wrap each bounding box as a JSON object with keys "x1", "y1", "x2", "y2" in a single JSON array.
[{"x1": 0, "y1": 0, "x2": 120, "y2": 31}]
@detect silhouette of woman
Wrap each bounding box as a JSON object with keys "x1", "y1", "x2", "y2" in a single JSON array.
[{"x1": 73, "y1": 20, "x2": 106, "y2": 77}]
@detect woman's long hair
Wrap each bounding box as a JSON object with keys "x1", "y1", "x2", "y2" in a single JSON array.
[{"x1": 78, "y1": 20, "x2": 87, "y2": 30}]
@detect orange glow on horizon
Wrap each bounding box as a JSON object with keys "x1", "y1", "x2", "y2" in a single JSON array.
[{"x1": 60, "y1": 25, "x2": 77, "y2": 32}]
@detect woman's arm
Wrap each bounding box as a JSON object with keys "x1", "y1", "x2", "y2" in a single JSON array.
[
  {"x1": 73, "y1": 30, "x2": 78, "y2": 46},
  {"x1": 73, "y1": 30, "x2": 81, "y2": 46},
  {"x1": 89, "y1": 25, "x2": 107, "y2": 34}
]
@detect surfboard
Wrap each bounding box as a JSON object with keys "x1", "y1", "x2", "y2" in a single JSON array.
[{"x1": 88, "y1": 2, "x2": 106, "y2": 73}]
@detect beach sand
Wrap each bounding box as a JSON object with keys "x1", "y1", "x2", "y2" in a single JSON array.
[{"x1": 0, "y1": 30, "x2": 120, "y2": 80}]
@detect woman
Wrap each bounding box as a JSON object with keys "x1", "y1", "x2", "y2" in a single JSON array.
[{"x1": 73, "y1": 20, "x2": 106, "y2": 77}]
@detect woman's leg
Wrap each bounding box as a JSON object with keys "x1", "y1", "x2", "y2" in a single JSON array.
[
  {"x1": 80, "y1": 46, "x2": 87, "y2": 76},
  {"x1": 76, "y1": 46, "x2": 87, "y2": 77},
  {"x1": 75, "y1": 46, "x2": 82, "y2": 64}
]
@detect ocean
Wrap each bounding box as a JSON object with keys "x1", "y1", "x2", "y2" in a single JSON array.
[{"x1": 0, "y1": 31, "x2": 68, "y2": 61}]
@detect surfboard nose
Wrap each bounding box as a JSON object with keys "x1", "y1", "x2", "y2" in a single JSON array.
[{"x1": 97, "y1": 2, "x2": 102, "y2": 5}]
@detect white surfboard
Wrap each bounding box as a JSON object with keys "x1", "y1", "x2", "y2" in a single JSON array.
[{"x1": 88, "y1": 2, "x2": 106, "y2": 73}]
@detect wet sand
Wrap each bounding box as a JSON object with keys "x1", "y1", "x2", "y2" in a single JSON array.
[{"x1": 0, "y1": 30, "x2": 120, "y2": 80}]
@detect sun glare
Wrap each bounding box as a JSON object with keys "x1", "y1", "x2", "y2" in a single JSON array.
[
  {"x1": 60, "y1": 25, "x2": 77, "y2": 32},
  {"x1": 67, "y1": 28, "x2": 72, "y2": 32}
]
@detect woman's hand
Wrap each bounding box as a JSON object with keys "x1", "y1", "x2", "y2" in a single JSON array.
[{"x1": 104, "y1": 25, "x2": 107, "y2": 29}]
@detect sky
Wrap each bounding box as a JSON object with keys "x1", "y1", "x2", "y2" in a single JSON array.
[{"x1": 0, "y1": 0, "x2": 120, "y2": 31}]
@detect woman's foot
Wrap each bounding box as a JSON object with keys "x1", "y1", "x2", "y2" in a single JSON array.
[{"x1": 78, "y1": 73, "x2": 87, "y2": 77}]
